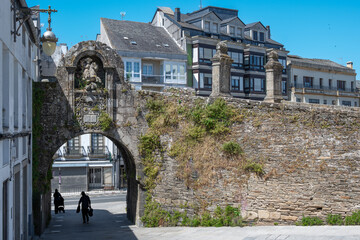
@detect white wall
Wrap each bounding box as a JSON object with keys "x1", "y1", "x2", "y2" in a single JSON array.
[
  {"x1": 289, "y1": 66, "x2": 358, "y2": 107},
  {"x1": 0, "y1": 0, "x2": 38, "y2": 238}
]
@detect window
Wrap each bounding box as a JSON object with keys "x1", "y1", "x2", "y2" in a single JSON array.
[
  {"x1": 294, "y1": 75, "x2": 298, "y2": 87},
  {"x1": 355, "y1": 102, "x2": 357, "y2": 107},
  {"x1": 212, "y1": 23, "x2": 218, "y2": 33},
  {"x1": 204, "y1": 75, "x2": 212, "y2": 89},
  {"x1": 253, "y1": 31, "x2": 258, "y2": 40},
  {"x1": 229, "y1": 52, "x2": 243, "y2": 67},
  {"x1": 14, "y1": 60, "x2": 19, "y2": 128},
  {"x1": 142, "y1": 64, "x2": 153, "y2": 76},
  {"x1": 199, "y1": 47, "x2": 215, "y2": 63},
  {"x1": 342, "y1": 101, "x2": 351, "y2": 106},
  {"x1": 337, "y1": 80, "x2": 346, "y2": 91},
  {"x1": 259, "y1": 32, "x2": 265, "y2": 42},
  {"x1": 296, "y1": 98, "x2": 301, "y2": 103},
  {"x1": 329, "y1": 79, "x2": 332, "y2": 89},
  {"x1": 231, "y1": 76, "x2": 243, "y2": 91},
  {"x1": 2, "y1": 47, "x2": 9, "y2": 128},
  {"x1": 164, "y1": 62, "x2": 186, "y2": 84},
  {"x1": 229, "y1": 26, "x2": 235, "y2": 36},
  {"x1": 124, "y1": 60, "x2": 141, "y2": 81},
  {"x1": 205, "y1": 21, "x2": 210, "y2": 32},
  {"x1": 320, "y1": 78, "x2": 323, "y2": 88},
  {"x1": 236, "y1": 28, "x2": 242, "y2": 37},
  {"x1": 2, "y1": 139, "x2": 10, "y2": 166},
  {"x1": 351, "y1": 82, "x2": 354, "y2": 92},
  {"x1": 332, "y1": 100, "x2": 336, "y2": 105},
  {"x1": 303, "y1": 76, "x2": 313, "y2": 88},
  {"x1": 248, "y1": 55, "x2": 264, "y2": 70},
  {"x1": 309, "y1": 99, "x2": 320, "y2": 104},
  {"x1": 252, "y1": 78, "x2": 264, "y2": 92},
  {"x1": 323, "y1": 100, "x2": 327, "y2": 104},
  {"x1": 278, "y1": 58, "x2": 286, "y2": 73},
  {"x1": 200, "y1": 73, "x2": 212, "y2": 89}
]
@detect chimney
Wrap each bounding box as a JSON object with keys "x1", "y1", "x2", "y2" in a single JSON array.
[
  {"x1": 347, "y1": 61, "x2": 353, "y2": 69},
  {"x1": 266, "y1": 25, "x2": 271, "y2": 39},
  {"x1": 175, "y1": 8, "x2": 181, "y2": 22}
]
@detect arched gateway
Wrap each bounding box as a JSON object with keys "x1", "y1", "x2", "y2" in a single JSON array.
[{"x1": 33, "y1": 41, "x2": 146, "y2": 234}]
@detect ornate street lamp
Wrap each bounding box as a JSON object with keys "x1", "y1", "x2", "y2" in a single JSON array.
[{"x1": 11, "y1": 2, "x2": 58, "y2": 56}]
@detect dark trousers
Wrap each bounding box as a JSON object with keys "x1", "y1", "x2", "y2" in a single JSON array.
[
  {"x1": 54, "y1": 203, "x2": 59, "y2": 214},
  {"x1": 82, "y1": 208, "x2": 89, "y2": 223}
]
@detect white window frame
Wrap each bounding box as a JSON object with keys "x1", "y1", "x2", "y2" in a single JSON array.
[
  {"x1": 124, "y1": 58, "x2": 141, "y2": 82},
  {"x1": 163, "y1": 61, "x2": 186, "y2": 84},
  {"x1": 142, "y1": 64, "x2": 153, "y2": 76}
]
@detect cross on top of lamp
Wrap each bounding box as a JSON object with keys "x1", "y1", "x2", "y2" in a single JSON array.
[
  {"x1": 11, "y1": 2, "x2": 58, "y2": 56},
  {"x1": 38, "y1": 6, "x2": 58, "y2": 56}
]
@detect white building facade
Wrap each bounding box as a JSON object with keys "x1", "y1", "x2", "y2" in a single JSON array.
[
  {"x1": 0, "y1": 0, "x2": 40, "y2": 239},
  {"x1": 51, "y1": 133, "x2": 125, "y2": 193},
  {"x1": 287, "y1": 55, "x2": 359, "y2": 107}
]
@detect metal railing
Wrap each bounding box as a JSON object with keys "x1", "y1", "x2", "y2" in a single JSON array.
[
  {"x1": 291, "y1": 83, "x2": 355, "y2": 93},
  {"x1": 141, "y1": 75, "x2": 164, "y2": 84}
]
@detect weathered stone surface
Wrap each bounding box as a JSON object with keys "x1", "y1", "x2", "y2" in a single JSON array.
[
  {"x1": 258, "y1": 210, "x2": 270, "y2": 219},
  {"x1": 36, "y1": 41, "x2": 360, "y2": 228}
]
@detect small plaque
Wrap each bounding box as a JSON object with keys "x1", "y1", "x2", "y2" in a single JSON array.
[{"x1": 83, "y1": 115, "x2": 97, "y2": 123}]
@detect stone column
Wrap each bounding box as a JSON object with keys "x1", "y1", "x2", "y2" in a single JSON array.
[
  {"x1": 210, "y1": 41, "x2": 233, "y2": 97},
  {"x1": 264, "y1": 50, "x2": 283, "y2": 103}
]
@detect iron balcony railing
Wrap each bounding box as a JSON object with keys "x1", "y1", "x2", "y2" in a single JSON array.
[
  {"x1": 141, "y1": 75, "x2": 164, "y2": 84},
  {"x1": 291, "y1": 84, "x2": 355, "y2": 93}
]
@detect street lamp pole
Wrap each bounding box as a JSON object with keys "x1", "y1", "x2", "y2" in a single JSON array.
[{"x1": 11, "y1": 2, "x2": 58, "y2": 56}]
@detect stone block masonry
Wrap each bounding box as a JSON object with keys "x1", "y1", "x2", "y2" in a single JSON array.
[{"x1": 35, "y1": 40, "x2": 360, "y2": 228}]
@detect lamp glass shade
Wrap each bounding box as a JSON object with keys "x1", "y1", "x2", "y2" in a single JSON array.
[{"x1": 43, "y1": 41, "x2": 56, "y2": 56}]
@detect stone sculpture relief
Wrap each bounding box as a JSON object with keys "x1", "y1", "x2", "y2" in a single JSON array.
[{"x1": 76, "y1": 57, "x2": 104, "y2": 91}]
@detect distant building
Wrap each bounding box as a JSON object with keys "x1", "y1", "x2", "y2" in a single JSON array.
[
  {"x1": 287, "y1": 55, "x2": 359, "y2": 107},
  {"x1": 151, "y1": 6, "x2": 289, "y2": 100},
  {"x1": 40, "y1": 43, "x2": 68, "y2": 82},
  {"x1": 51, "y1": 133, "x2": 126, "y2": 193},
  {"x1": 97, "y1": 18, "x2": 188, "y2": 91},
  {"x1": 0, "y1": 0, "x2": 40, "y2": 239}
]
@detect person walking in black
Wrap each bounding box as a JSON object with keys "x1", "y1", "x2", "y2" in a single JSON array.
[
  {"x1": 53, "y1": 189, "x2": 63, "y2": 214},
  {"x1": 78, "y1": 191, "x2": 91, "y2": 224}
]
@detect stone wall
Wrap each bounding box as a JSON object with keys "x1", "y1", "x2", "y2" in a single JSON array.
[{"x1": 138, "y1": 89, "x2": 360, "y2": 224}]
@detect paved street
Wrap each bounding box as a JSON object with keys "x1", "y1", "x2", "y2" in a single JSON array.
[{"x1": 40, "y1": 192, "x2": 360, "y2": 240}]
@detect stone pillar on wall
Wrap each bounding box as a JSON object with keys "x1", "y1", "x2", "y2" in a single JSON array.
[
  {"x1": 264, "y1": 50, "x2": 283, "y2": 103},
  {"x1": 210, "y1": 41, "x2": 233, "y2": 98}
]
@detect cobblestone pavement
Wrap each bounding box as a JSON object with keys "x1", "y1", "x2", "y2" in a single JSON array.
[{"x1": 39, "y1": 192, "x2": 360, "y2": 240}]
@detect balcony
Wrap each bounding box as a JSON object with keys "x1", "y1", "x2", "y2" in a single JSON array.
[
  {"x1": 88, "y1": 146, "x2": 112, "y2": 160},
  {"x1": 141, "y1": 75, "x2": 164, "y2": 85},
  {"x1": 292, "y1": 83, "x2": 356, "y2": 93}
]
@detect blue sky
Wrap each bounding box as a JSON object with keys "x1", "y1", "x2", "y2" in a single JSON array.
[{"x1": 28, "y1": 0, "x2": 360, "y2": 75}]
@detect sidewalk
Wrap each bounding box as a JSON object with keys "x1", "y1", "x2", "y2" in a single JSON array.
[{"x1": 55, "y1": 188, "x2": 127, "y2": 197}]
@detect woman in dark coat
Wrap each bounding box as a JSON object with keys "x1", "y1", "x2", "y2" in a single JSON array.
[
  {"x1": 53, "y1": 189, "x2": 63, "y2": 214},
  {"x1": 78, "y1": 191, "x2": 91, "y2": 223}
]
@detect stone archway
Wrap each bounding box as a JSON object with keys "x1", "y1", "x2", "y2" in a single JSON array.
[{"x1": 33, "y1": 41, "x2": 146, "y2": 235}]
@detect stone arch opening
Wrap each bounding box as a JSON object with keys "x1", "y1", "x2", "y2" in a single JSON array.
[
  {"x1": 49, "y1": 131, "x2": 138, "y2": 222},
  {"x1": 33, "y1": 41, "x2": 143, "y2": 235}
]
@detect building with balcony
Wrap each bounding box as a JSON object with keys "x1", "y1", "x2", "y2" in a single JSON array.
[
  {"x1": 51, "y1": 133, "x2": 126, "y2": 193},
  {"x1": 0, "y1": 0, "x2": 40, "y2": 239},
  {"x1": 97, "y1": 18, "x2": 188, "y2": 91},
  {"x1": 287, "y1": 55, "x2": 359, "y2": 107},
  {"x1": 151, "y1": 6, "x2": 289, "y2": 100}
]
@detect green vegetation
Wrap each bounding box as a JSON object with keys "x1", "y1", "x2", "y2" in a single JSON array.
[
  {"x1": 345, "y1": 211, "x2": 360, "y2": 225},
  {"x1": 141, "y1": 201, "x2": 243, "y2": 227},
  {"x1": 327, "y1": 214, "x2": 343, "y2": 225},
  {"x1": 297, "y1": 215, "x2": 323, "y2": 226},
  {"x1": 244, "y1": 162, "x2": 264, "y2": 176},
  {"x1": 99, "y1": 111, "x2": 113, "y2": 131},
  {"x1": 222, "y1": 141, "x2": 243, "y2": 156}
]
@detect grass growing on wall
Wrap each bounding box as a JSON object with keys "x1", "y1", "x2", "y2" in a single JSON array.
[{"x1": 140, "y1": 96, "x2": 252, "y2": 227}]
